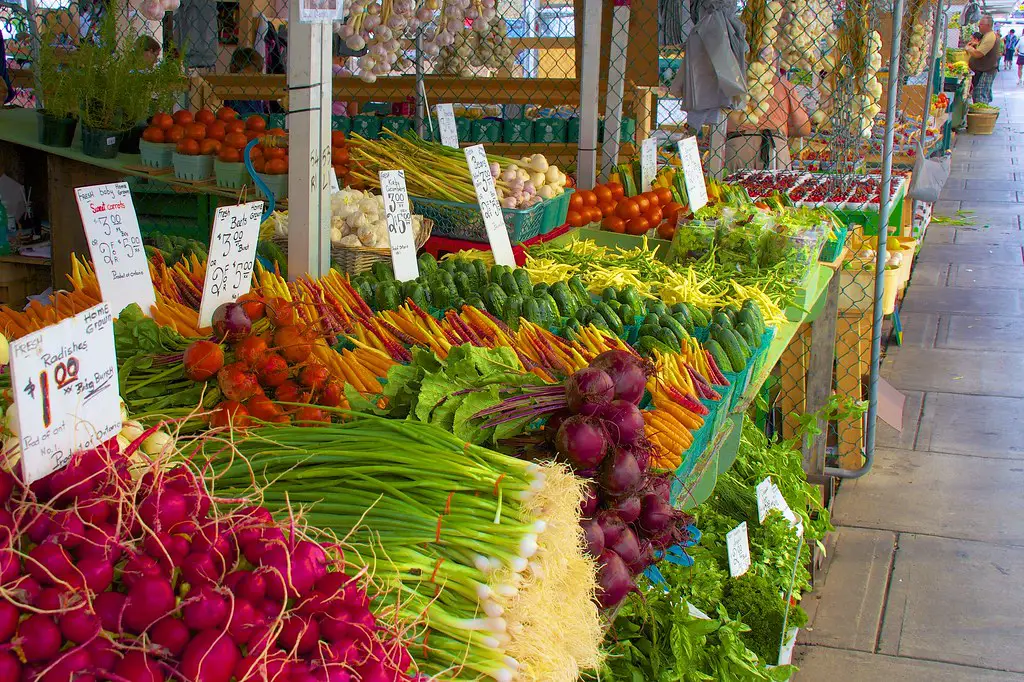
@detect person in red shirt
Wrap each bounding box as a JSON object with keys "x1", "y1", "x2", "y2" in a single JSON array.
[{"x1": 725, "y1": 72, "x2": 811, "y2": 171}]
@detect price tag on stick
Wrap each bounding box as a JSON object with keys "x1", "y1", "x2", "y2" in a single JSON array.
[
  {"x1": 199, "y1": 201, "x2": 264, "y2": 328},
  {"x1": 436, "y1": 103, "x2": 459, "y2": 149},
  {"x1": 379, "y1": 170, "x2": 419, "y2": 282},
  {"x1": 756, "y1": 476, "x2": 803, "y2": 535},
  {"x1": 9, "y1": 303, "x2": 122, "y2": 484},
  {"x1": 75, "y1": 182, "x2": 156, "y2": 317},
  {"x1": 640, "y1": 138, "x2": 657, "y2": 191},
  {"x1": 678, "y1": 136, "x2": 708, "y2": 213},
  {"x1": 726, "y1": 522, "x2": 751, "y2": 577},
  {"x1": 464, "y1": 144, "x2": 516, "y2": 267}
]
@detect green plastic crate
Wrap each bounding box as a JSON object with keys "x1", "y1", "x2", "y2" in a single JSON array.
[
  {"x1": 503, "y1": 118, "x2": 534, "y2": 144},
  {"x1": 382, "y1": 116, "x2": 412, "y2": 136},
  {"x1": 568, "y1": 118, "x2": 579, "y2": 142},
  {"x1": 471, "y1": 118, "x2": 502, "y2": 143},
  {"x1": 409, "y1": 195, "x2": 550, "y2": 243},
  {"x1": 455, "y1": 117, "x2": 473, "y2": 141},
  {"x1": 268, "y1": 113, "x2": 286, "y2": 130},
  {"x1": 819, "y1": 223, "x2": 849, "y2": 262},
  {"x1": 331, "y1": 116, "x2": 351, "y2": 134},
  {"x1": 619, "y1": 117, "x2": 636, "y2": 143},
  {"x1": 534, "y1": 118, "x2": 567, "y2": 143},
  {"x1": 351, "y1": 115, "x2": 381, "y2": 139},
  {"x1": 125, "y1": 177, "x2": 214, "y2": 241},
  {"x1": 540, "y1": 188, "x2": 574, "y2": 234}
]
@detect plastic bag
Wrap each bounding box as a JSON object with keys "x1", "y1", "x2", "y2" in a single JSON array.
[
  {"x1": 908, "y1": 144, "x2": 950, "y2": 203},
  {"x1": 961, "y1": 1, "x2": 981, "y2": 25}
]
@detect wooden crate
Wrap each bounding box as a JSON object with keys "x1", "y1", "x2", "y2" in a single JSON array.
[{"x1": 0, "y1": 255, "x2": 51, "y2": 307}]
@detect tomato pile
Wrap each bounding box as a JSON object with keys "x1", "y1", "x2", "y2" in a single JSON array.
[
  {"x1": 331, "y1": 130, "x2": 350, "y2": 186},
  {"x1": 182, "y1": 296, "x2": 344, "y2": 428},
  {"x1": 143, "y1": 108, "x2": 277, "y2": 161},
  {"x1": 567, "y1": 183, "x2": 686, "y2": 239}
]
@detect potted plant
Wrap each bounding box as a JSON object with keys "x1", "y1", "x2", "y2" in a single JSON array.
[
  {"x1": 36, "y1": 40, "x2": 79, "y2": 147},
  {"x1": 66, "y1": 15, "x2": 185, "y2": 158}
]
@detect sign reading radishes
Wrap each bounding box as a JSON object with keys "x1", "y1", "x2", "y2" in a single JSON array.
[
  {"x1": 465, "y1": 144, "x2": 516, "y2": 267},
  {"x1": 75, "y1": 182, "x2": 156, "y2": 318},
  {"x1": 678, "y1": 136, "x2": 708, "y2": 213},
  {"x1": 199, "y1": 201, "x2": 264, "y2": 328},
  {"x1": 9, "y1": 303, "x2": 122, "y2": 483}
]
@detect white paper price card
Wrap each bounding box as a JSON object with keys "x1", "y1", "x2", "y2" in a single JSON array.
[
  {"x1": 9, "y1": 303, "x2": 122, "y2": 484},
  {"x1": 199, "y1": 201, "x2": 264, "y2": 328},
  {"x1": 678, "y1": 136, "x2": 708, "y2": 213},
  {"x1": 75, "y1": 182, "x2": 156, "y2": 318},
  {"x1": 726, "y1": 522, "x2": 751, "y2": 577},
  {"x1": 464, "y1": 144, "x2": 516, "y2": 267},
  {"x1": 640, "y1": 138, "x2": 658, "y2": 191},
  {"x1": 756, "y1": 477, "x2": 802, "y2": 534},
  {"x1": 379, "y1": 170, "x2": 419, "y2": 282},
  {"x1": 436, "y1": 103, "x2": 459, "y2": 149},
  {"x1": 330, "y1": 166, "x2": 340, "y2": 193}
]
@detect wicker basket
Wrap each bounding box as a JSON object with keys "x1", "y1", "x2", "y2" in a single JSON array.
[
  {"x1": 966, "y1": 111, "x2": 998, "y2": 135},
  {"x1": 271, "y1": 219, "x2": 433, "y2": 276}
]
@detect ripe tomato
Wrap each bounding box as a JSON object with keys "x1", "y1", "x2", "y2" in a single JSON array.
[
  {"x1": 616, "y1": 199, "x2": 641, "y2": 220},
  {"x1": 566, "y1": 210, "x2": 585, "y2": 227},
  {"x1": 602, "y1": 215, "x2": 626, "y2": 233},
  {"x1": 607, "y1": 181, "x2": 625, "y2": 200},
  {"x1": 264, "y1": 158, "x2": 288, "y2": 175},
  {"x1": 176, "y1": 138, "x2": 200, "y2": 155},
  {"x1": 331, "y1": 130, "x2": 347, "y2": 146},
  {"x1": 643, "y1": 191, "x2": 661, "y2": 208},
  {"x1": 654, "y1": 187, "x2": 674, "y2": 206},
  {"x1": 645, "y1": 207, "x2": 663, "y2": 225},
  {"x1": 245, "y1": 130, "x2": 261, "y2": 142},
  {"x1": 141, "y1": 126, "x2": 165, "y2": 143},
  {"x1": 594, "y1": 184, "x2": 613, "y2": 205},
  {"x1": 598, "y1": 202, "x2": 616, "y2": 218},
  {"x1": 184, "y1": 123, "x2": 206, "y2": 141},
  {"x1": 568, "y1": 192, "x2": 584, "y2": 212},
  {"x1": 218, "y1": 147, "x2": 241, "y2": 163},
  {"x1": 217, "y1": 106, "x2": 238, "y2": 122},
  {"x1": 246, "y1": 115, "x2": 267, "y2": 131},
  {"x1": 225, "y1": 119, "x2": 246, "y2": 134},
  {"x1": 152, "y1": 112, "x2": 174, "y2": 130},
  {"x1": 183, "y1": 340, "x2": 225, "y2": 381},
  {"x1": 252, "y1": 157, "x2": 266, "y2": 173},
  {"x1": 172, "y1": 110, "x2": 193, "y2": 126},
  {"x1": 266, "y1": 127, "x2": 286, "y2": 137},
  {"x1": 331, "y1": 146, "x2": 349, "y2": 162},
  {"x1": 206, "y1": 120, "x2": 227, "y2": 141},
  {"x1": 585, "y1": 206, "x2": 603, "y2": 223},
  {"x1": 195, "y1": 109, "x2": 216, "y2": 126},
  {"x1": 579, "y1": 190, "x2": 598, "y2": 208},
  {"x1": 165, "y1": 125, "x2": 186, "y2": 143},
  {"x1": 199, "y1": 138, "x2": 221, "y2": 155},
  {"x1": 635, "y1": 195, "x2": 651, "y2": 213},
  {"x1": 263, "y1": 146, "x2": 287, "y2": 161},
  {"x1": 657, "y1": 220, "x2": 677, "y2": 240},
  {"x1": 223, "y1": 132, "x2": 248, "y2": 150},
  {"x1": 625, "y1": 216, "x2": 650, "y2": 236},
  {"x1": 662, "y1": 201, "x2": 683, "y2": 225}
]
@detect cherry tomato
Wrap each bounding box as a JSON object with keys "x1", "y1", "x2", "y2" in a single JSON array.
[
  {"x1": 176, "y1": 139, "x2": 200, "y2": 155},
  {"x1": 246, "y1": 115, "x2": 267, "y2": 131},
  {"x1": 199, "y1": 138, "x2": 221, "y2": 155},
  {"x1": 586, "y1": 207, "x2": 603, "y2": 223},
  {"x1": 184, "y1": 123, "x2": 206, "y2": 141},
  {"x1": 206, "y1": 121, "x2": 227, "y2": 141}
]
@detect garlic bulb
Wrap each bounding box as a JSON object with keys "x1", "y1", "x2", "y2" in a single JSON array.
[{"x1": 903, "y1": 9, "x2": 933, "y2": 77}]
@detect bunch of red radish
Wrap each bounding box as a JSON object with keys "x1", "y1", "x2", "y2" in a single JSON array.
[
  {"x1": 183, "y1": 297, "x2": 343, "y2": 429},
  {"x1": 0, "y1": 437, "x2": 415, "y2": 682},
  {"x1": 474, "y1": 350, "x2": 691, "y2": 609}
]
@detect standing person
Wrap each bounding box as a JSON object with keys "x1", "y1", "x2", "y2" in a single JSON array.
[
  {"x1": 1005, "y1": 29, "x2": 1018, "y2": 71},
  {"x1": 1017, "y1": 36, "x2": 1024, "y2": 85},
  {"x1": 966, "y1": 15, "x2": 1000, "y2": 104}
]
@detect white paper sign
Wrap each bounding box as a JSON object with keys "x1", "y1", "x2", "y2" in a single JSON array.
[
  {"x1": 678, "y1": 136, "x2": 708, "y2": 213},
  {"x1": 436, "y1": 104, "x2": 459, "y2": 149},
  {"x1": 756, "y1": 476, "x2": 803, "y2": 534},
  {"x1": 75, "y1": 182, "x2": 156, "y2": 318},
  {"x1": 464, "y1": 145, "x2": 516, "y2": 267},
  {"x1": 726, "y1": 522, "x2": 751, "y2": 577},
  {"x1": 299, "y1": 0, "x2": 346, "y2": 23},
  {"x1": 640, "y1": 138, "x2": 658, "y2": 191},
  {"x1": 379, "y1": 170, "x2": 419, "y2": 282},
  {"x1": 330, "y1": 167, "x2": 340, "y2": 193},
  {"x1": 198, "y1": 201, "x2": 264, "y2": 328},
  {"x1": 9, "y1": 303, "x2": 122, "y2": 484}
]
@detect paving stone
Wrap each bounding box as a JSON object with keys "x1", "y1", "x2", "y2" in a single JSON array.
[
  {"x1": 915, "y1": 244, "x2": 1023, "y2": 265},
  {"x1": 949, "y1": 264, "x2": 1024, "y2": 288},
  {"x1": 922, "y1": 226, "x2": 956, "y2": 244},
  {"x1": 955, "y1": 228, "x2": 1024, "y2": 245},
  {"x1": 952, "y1": 205, "x2": 1024, "y2": 230},
  {"x1": 876, "y1": 390, "x2": 923, "y2": 449},
  {"x1": 938, "y1": 189, "x2": 1019, "y2": 203},
  {"x1": 908, "y1": 261, "x2": 949, "y2": 287},
  {"x1": 792, "y1": 647, "x2": 1024, "y2": 681},
  {"x1": 932, "y1": 199, "x2": 960, "y2": 214},
  {"x1": 963, "y1": 180, "x2": 1022, "y2": 192},
  {"x1": 800, "y1": 527, "x2": 896, "y2": 652},
  {"x1": 879, "y1": 534, "x2": 1024, "y2": 672},
  {"x1": 892, "y1": 313, "x2": 938, "y2": 347},
  {"x1": 939, "y1": 313, "x2": 1024, "y2": 352},
  {"x1": 833, "y1": 448, "x2": 1024, "y2": 545},
  {"x1": 882, "y1": 348, "x2": 1024, "y2": 397},
  {"x1": 900, "y1": 286, "x2": 1023, "y2": 316},
  {"x1": 942, "y1": 178, "x2": 967, "y2": 190},
  {"x1": 915, "y1": 393, "x2": 1024, "y2": 459}
]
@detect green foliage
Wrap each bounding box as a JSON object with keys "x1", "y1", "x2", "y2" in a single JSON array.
[
  {"x1": 720, "y1": 573, "x2": 805, "y2": 665},
  {"x1": 37, "y1": 39, "x2": 77, "y2": 119}
]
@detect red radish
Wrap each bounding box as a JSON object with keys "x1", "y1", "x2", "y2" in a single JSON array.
[
  {"x1": 181, "y1": 551, "x2": 223, "y2": 585},
  {"x1": 0, "y1": 549, "x2": 16, "y2": 583},
  {"x1": 52, "y1": 511, "x2": 86, "y2": 548},
  {"x1": 12, "y1": 576, "x2": 42, "y2": 606},
  {"x1": 225, "y1": 599, "x2": 262, "y2": 644},
  {"x1": 17, "y1": 614, "x2": 61, "y2": 662},
  {"x1": 122, "y1": 552, "x2": 164, "y2": 587},
  {"x1": 27, "y1": 542, "x2": 75, "y2": 586},
  {"x1": 77, "y1": 525, "x2": 122, "y2": 563},
  {"x1": 565, "y1": 367, "x2": 615, "y2": 416},
  {"x1": 140, "y1": 488, "x2": 190, "y2": 532},
  {"x1": 590, "y1": 350, "x2": 650, "y2": 405},
  {"x1": 183, "y1": 585, "x2": 229, "y2": 630},
  {"x1": 94, "y1": 591, "x2": 127, "y2": 631},
  {"x1": 40, "y1": 647, "x2": 92, "y2": 682},
  {"x1": 0, "y1": 601, "x2": 18, "y2": 642},
  {"x1": 0, "y1": 652, "x2": 20, "y2": 680},
  {"x1": 151, "y1": 617, "x2": 191, "y2": 657},
  {"x1": 555, "y1": 415, "x2": 610, "y2": 470},
  {"x1": 77, "y1": 498, "x2": 113, "y2": 525},
  {"x1": 278, "y1": 614, "x2": 320, "y2": 654},
  {"x1": 256, "y1": 353, "x2": 290, "y2": 387},
  {"x1": 36, "y1": 587, "x2": 66, "y2": 611},
  {"x1": 598, "y1": 400, "x2": 645, "y2": 445},
  {"x1": 212, "y1": 302, "x2": 253, "y2": 342},
  {"x1": 74, "y1": 556, "x2": 115, "y2": 593},
  {"x1": 116, "y1": 651, "x2": 166, "y2": 682},
  {"x1": 596, "y1": 550, "x2": 634, "y2": 608},
  {"x1": 123, "y1": 575, "x2": 176, "y2": 633},
  {"x1": 0, "y1": 469, "x2": 13, "y2": 505},
  {"x1": 183, "y1": 340, "x2": 225, "y2": 381},
  {"x1": 236, "y1": 572, "x2": 267, "y2": 602},
  {"x1": 180, "y1": 629, "x2": 241, "y2": 682},
  {"x1": 581, "y1": 518, "x2": 604, "y2": 557},
  {"x1": 59, "y1": 606, "x2": 100, "y2": 644},
  {"x1": 25, "y1": 511, "x2": 51, "y2": 543}
]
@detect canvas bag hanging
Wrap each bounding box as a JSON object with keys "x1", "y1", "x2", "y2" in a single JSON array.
[{"x1": 908, "y1": 143, "x2": 950, "y2": 204}]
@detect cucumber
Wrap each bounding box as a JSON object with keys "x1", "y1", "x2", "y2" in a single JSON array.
[
  {"x1": 465, "y1": 293, "x2": 485, "y2": 309},
  {"x1": 705, "y1": 340, "x2": 731, "y2": 373},
  {"x1": 418, "y1": 253, "x2": 438, "y2": 275},
  {"x1": 482, "y1": 284, "x2": 507, "y2": 316},
  {"x1": 550, "y1": 282, "x2": 578, "y2": 317},
  {"x1": 430, "y1": 278, "x2": 453, "y2": 310},
  {"x1": 648, "y1": 302, "x2": 668, "y2": 317},
  {"x1": 618, "y1": 285, "x2": 641, "y2": 309},
  {"x1": 533, "y1": 282, "x2": 550, "y2": 296},
  {"x1": 656, "y1": 327, "x2": 681, "y2": 351},
  {"x1": 638, "y1": 323, "x2": 661, "y2": 339},
  {"x1": 568, "y1": 276, "x2": 592, "y2": 306},
  {"x1": 601, "y1": 287, "x2": 619, "y2": 304},
  {"x1": 563, "y1": 318, "x2": 583, "y2": 338},
  {"x1": 473, "y1": 260, "x2": 489, "y2": 288},
  {"x1": 712, "y1": 312, "x2": 733, "y2": 329},
  {"x1": 441, "y1": 259, "x2": 458, "y2": 276},
  {"x1": 618, "y1": 301, "x2": 637, "y2": 325},
  {"x1": 741, "y1": 300, "x2": 766, "y2": 336},
  {"x1": 503, "y1": 295, "x2": 524, "y2": 329},
  {"x1": 499, "y1": 272, "x2": 520, "y2": 298},
  {"x1": 454, "y1": 271, "x2": 472, "y2": 299},
  {"x1": 596, "y1": 302, "x2": 625, "y2": 336},
  {"x1": 522, "y1": 297, "x2": 543, "y2": 326},
  {"x1": 723, "y1": 304, "x2": 740, "y2": 323},
  {"x1": 355, "y1": 281, "x2": 373, "y2": 305},
  {"x1": 637, "y1": 335, "x2": 674, "y2": 356},
  {"x1": 735, "y1": 321, "x2": 758, "y2": 348},
  {"x1": 670, "y1": 302, "x2": 689, "y2": 316},
  {"x1": 490, "y1": 264, "x2": 510, "y2": 284},
  {"x1": 643, "y1": 312, "x2": 661, "y2": 327},
  {"x1": 715, "y1": 329, "x2": 747, "y2": 371},
  {"x1": 539, "y1": 293, "x2": 560, "y2": 326},
  {"x1": 689, "y1": 306, "x2": 710, "y2": 327},
  {"x1": 512, "y1": 268, "x2": 533, "y2": 297},
  {"x1": 672, "y1": 308, "x2": 694, "y2": 334},
  {"x1": 660, "y1": 315, "x2": 690, "y2": 344}
]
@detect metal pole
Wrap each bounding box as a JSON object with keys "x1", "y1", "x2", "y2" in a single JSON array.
[
  {"x1": 414, "y1": 29, "x2": 425, "y2": 139},
  {"x1": 917, "y1": 0, "x2": 946, "y2": 146},
  {"x1": 826, "y1": 0, "x2": 905, "y2": 479},
  {"x1": 576, "y1": 0, "x2": 603, "y2": 190},
  {"x1": 600, "y1": 0, "x2": 631, "y2": 181}
]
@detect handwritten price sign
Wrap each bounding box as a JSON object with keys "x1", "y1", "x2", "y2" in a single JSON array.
[
  {"x1": 464, "y1": 144, "x2": 516, "y2": 267},
  {"x1": 9, "y1": 303, "x2": 121, "y2": 484},
  {"x1": 436, "y1": 104, "x2": 459, "y2": 148},
  {"x1": 199, "y1": 201, "x2": 264, "y2": 327},
  {"x1": 756, "y1": 476, "x2": 803, "y2": 535},
  {"x1": 640, "y1": 138, "x2": 658, "y2": 191},
  {"x1": 726, "y1": 522, "x2": 751, "y2": 577},
  {"x1": 678, "y1": 136, "x2": 708, "y2": 213},
  {"x1": 379, "y1": 170, "x2": 419, "y2": 282},
  {"x1": 75, "y1": 182, "x2": 155, "y2": 317}
]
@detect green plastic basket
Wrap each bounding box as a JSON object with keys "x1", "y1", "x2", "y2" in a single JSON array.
[
  {"x1": 503, "y1": 118, "x2": 534, "y2": 144},
  {"x1": 748, "y1": 328, "x2": 777, "y2": 387},
  {"x1": 568, "y1": 118, "x2": 579, "y2": 142},
  {"x1": 332, "y1": 115, "x2": 351, "y2": 133},
  {"x1": 172, "y1": 153, "x2": 214, "y2": 181},
  {"x1": 214, "y1": 159, "x2": 251, "y2": 190},
  {"x1": 409, "y1": 195, "x2": 548, "y2": 243},
  {"x1": 722, "y1": 360, "x2": 754, "y2": 412},
  {"x1": 670, "y1": 415, "x2": 715, "y2": 493},
  {"x1": 256, "y1": 172, "x2": 289, "y2": 200},
  {"x1": 471, "y1": 118, "x2": 502, "y2": 143},
  {"x1": 819, "y1": 223, "x2": 849, "y2": 262},
  {"x1": 351, "y1": 115, "x2": 380, "y2": 139},
  {"x1": 268, "y1": 114, "x2": 286, "y2": 130},
  {"x1": 382, "y1": 116, "x2": 412, "y2": 136},
  {"x1": 540, "y1": 188, "x2": 574, "y2": 234},
  {"x1": 139, "y1": 140, "x2": 174, "y2": 169},
  {"x1": 619, "y1": 117, "x2": 636, "y2": 143},
  {"x1": 534, "y1": 118, "x2": 567, "y2": 143},
  {"x1": 455, "y1": 117, "x2": 473, "y2": 141}
]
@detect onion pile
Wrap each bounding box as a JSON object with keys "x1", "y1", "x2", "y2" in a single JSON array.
[
  {"x1": 738, "y1": 0, "x2": 783, "y2": 126},
  {"x1": 0, "y1": 440, "x2": 413, "y2": 681}
]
